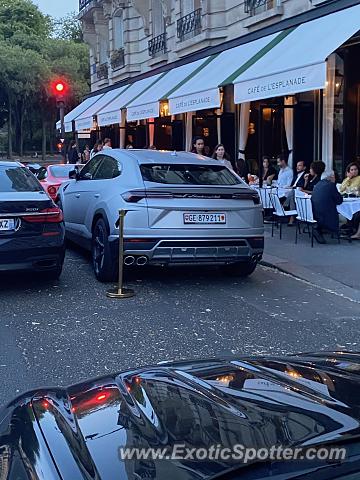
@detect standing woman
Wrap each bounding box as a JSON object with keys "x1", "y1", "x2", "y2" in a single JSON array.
[
  {"x1": 67, "y1": 140, "x2": 79, "y2": 164},
  {"x1": 212, "y1": 144, "x2": 233, "y2": 170}
]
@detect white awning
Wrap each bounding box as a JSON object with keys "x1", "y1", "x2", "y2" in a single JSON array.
[
  {"x1": 233, "y1": 4, "x2": 360, "y2": 103},
  {"x1": 126, "y1": 58, "x2": 209, "y2": 121},
  {"x1": 58, "y1": 95, "x2": 103, "y2": 132},
  {"x1": 167, "y1": 32, "x2": 279, "y2": 115},
  {"x1": 96, "y1": 75, "x2": 162, "y2": 127},
  {"x1": 74, "y1": 87, "x2": 128, "y2": 131}
]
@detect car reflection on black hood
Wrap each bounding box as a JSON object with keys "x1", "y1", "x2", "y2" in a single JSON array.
[{"x1": 2, "y1": 352, "x2": 360, "y2": 479}]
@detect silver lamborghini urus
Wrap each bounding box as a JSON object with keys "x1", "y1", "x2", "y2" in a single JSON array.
[{"x1": 58, "y1": 150, "x2": 264, "y2": 281}]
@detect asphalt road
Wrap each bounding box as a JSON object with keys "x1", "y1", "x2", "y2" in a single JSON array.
[{"x1": 0, "y1": 245, "x2": 359, "y2": 405}]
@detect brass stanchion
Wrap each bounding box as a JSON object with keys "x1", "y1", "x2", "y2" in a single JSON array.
[{"x1": 106, "y1": 209, "x2": 135, "y2": 299}]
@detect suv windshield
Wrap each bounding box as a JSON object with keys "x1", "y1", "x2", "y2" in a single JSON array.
[
  {"x1": 0, "y1": 165, "x2": 43, "y2": 192},
  {"x1": 140, "y1": 163, "x2": 240, "y2": 185}
]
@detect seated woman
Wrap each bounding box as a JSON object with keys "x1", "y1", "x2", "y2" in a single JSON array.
[
  {"x1": 262, "y1": 156, "x2": 276, "y2": 186},
  {"x1": 301, "y1": 161, "x2": 325, "y2": 194},
  {"x1": 339, "y1": 162, "x2": 360, "y2": 194},
  {"x1": 248, "y1": 156, "x2": 276, "y2": 186}
]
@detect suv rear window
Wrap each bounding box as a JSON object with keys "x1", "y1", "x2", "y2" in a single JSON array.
[
  {"x1": 140, "y1": 164, "x2": 240, "y2": 185},
  {"x1": 0, "y1": 165, "x2": 43, "y2": 192}
]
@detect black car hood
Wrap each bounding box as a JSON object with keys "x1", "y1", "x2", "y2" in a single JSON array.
[{"x1": 3, "y1": 352, "x2": 360, "y2": 479}]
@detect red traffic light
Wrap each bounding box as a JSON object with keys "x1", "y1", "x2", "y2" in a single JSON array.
[
  {"x1": 55, "y1": 82, "x2": 65, "y2": 93},
  {"x1": 51, "y1": 80, "x2": 68, "y2": 97}
]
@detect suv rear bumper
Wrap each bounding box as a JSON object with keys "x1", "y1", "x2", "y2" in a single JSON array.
[{"x1": 109, "y1": 236, "x2": 264, "y2": 265}]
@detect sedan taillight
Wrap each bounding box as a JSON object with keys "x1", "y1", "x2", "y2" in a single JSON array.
[
  {"x1": 22, "y1": 206, "x2": 64, "y2": 223},
  {"x1": 47, "y1": 185, "x2": 60, "y2": 197}
]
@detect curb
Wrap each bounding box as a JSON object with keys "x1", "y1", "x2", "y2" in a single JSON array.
[{"x1": 260, "y1": 254, "x2": 360, "y2": 304}]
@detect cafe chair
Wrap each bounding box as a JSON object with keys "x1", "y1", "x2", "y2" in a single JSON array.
[
  {"x1": 294, "y1": 191, "x2": 317, "y2": 247},
  {"x1": 269, "y1": 190, "x2": 297, "y2": 240}
]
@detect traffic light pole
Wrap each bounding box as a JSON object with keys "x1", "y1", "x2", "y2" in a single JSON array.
[
  {"x1": 59, "y1": 101, "x2": 65, "y2": 140},
  {"x1": 57, "y1": 99, "x2": 66, "y2": 161}
]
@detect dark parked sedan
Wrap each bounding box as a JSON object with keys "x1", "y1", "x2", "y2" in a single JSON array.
[
  {"x1": 1, "y1": 352, "x2": 360, "y2": 479},
  {"x1": 0, "y1": 161, "x2": 65, "y2": 279}
]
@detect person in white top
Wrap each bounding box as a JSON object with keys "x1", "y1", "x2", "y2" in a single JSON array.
[
  {"x1": 211, "y1": 144, "x2": 233, "y2": 170},
  {"x1": 103, "y1": 138, "x2": 112, "y2": 150},
  {"x1": 276, "y1": 154, "x2": 293, "y2": 188}
]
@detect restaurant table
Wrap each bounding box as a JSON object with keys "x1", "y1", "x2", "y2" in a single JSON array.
[
  {"x1": 249, "y1": 185, "x2": 293, "y2": 209},
  {"x1": 337, "y1": 198, "x2": 360, "y2": 220}
]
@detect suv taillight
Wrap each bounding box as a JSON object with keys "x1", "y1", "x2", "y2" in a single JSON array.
[
  {"x1": 121, "y1": 190, "x2": 174, "y2": 203},
  {"x1": 22, "y1": 206, "x2": 64, "y2": 223}
]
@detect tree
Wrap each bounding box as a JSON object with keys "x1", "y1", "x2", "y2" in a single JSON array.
[
  {"x1": 0, "y1": 0, "x2": 90, "y2": 158},
  {"x1": 52, "y1": 12, "x2": 84, "y2": 43},
  {"x1": 0, "y1": 0, "x2": 51, "y2": 40}
]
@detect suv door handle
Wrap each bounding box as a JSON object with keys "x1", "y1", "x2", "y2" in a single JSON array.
[
  {"x1": 75, "y1": 194, "x2": 80, "y2": 198},
  {"x1": 94, "y1": 194, "x2": 100, "y2": 198}
]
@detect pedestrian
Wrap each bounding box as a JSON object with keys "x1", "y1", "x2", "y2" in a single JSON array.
[
  {"x1": 191, "y1": 136, "x2": 209, "y2": 156},
  {"x1": 67, "y1": 140, "x2": 79, "y2": 164},
  {"x1": 90, "y1": 141, "x2": 103, "y2": 158},
  {"x1": 126, "y1": 144, "x2": 134, "y2": 149},
  {"x1": 82, "y1": 145, "x2": 90, "y2": 163},
  {"x1": 103, "y1": 138, "x2": 112, "y2": 150},
  {"x1": 211, "y1": 144, "x2": 233, "y2": 170}
]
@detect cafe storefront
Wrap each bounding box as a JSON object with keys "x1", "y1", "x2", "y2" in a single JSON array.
[{"x1": 60, "y1": 2, "x2": 360, "y2": 178}]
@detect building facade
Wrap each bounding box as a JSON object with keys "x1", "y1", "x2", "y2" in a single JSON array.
[{"x1": 70, "y1": 0, "x2": 360, "y2": 178}]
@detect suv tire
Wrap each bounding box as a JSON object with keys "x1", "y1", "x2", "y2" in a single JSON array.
[
  {"x1": 91, "y1": 218, "x2": 115, "y2": 282},
  {"x1": 225, "y1": 260, "x2": 257, "y2": 277}
]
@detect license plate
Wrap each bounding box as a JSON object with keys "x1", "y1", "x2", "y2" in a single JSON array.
[
  {"x1": 0, "y1": 219, "x2": 15, "y2": 231},
  {"x1": 183, "y1": 213, "x2": 226, "y2": 224}
]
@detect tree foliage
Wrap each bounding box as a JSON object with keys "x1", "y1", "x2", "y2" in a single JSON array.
[
  {"x1": 52, "y1": 12, "x2": 84, "y2": 43},
  {"x1": 0, "y1": 0, "x2": 90, "y2": 156}
]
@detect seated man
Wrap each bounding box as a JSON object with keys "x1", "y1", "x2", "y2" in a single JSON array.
[
  {"x1": 276, "y1": 154, "x2": 293, "y2": 188},
  {"x1": 283, "y1": 160, "x2": 307, "y2": 224},
  {"x1": 291, "y1": 160, "x2": 307, "y2": 188},
  {"x1": 311, "y1": 169, "x2": 343, "y2": 244}
]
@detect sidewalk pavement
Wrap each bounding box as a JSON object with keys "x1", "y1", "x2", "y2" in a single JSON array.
[{"x1": 261, "y1": 223, "x2": 360, "y2": 302}]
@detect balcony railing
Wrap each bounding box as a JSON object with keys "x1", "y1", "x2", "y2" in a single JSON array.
[
  {"x1": 79, "y1": 0, "x2": 92, "y2": 11},
  {"x1": 110, "y1": 48, "x2": 125, "y2": 70},
  {"x1": 148, "y1": 33, "x2": 167, "y2": 57},
  {"x1": 244, "y1": 0, "x2": 276, "y2": 16},
  {"x1": 177, "y1": 8, "x2": 201, "y2": 41},
  {"x1": 96, "y1": 63, "x2": 108, "y2": 80}
]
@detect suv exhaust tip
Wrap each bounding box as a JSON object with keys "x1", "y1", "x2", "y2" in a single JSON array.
[
  {"x1": 136, "y1": 256, "x2": 148, "y2": 266},
  {"x1": 124, "y1": 256, "x2": 135, "y2": 266}
]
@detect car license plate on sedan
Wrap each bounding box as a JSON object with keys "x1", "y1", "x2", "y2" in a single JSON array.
[
  {"x1": 183, "y1": 213, "x2": 226, "y2": 224},
  {"x1": 0, "y1": 219, "x2": 15, "y2": 231}
]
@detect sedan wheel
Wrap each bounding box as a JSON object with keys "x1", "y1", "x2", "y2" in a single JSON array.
[{"x1": 91, "y1": 218, "x2": 115, "y2": 282}]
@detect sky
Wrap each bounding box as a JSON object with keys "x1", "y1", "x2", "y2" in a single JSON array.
[{"x1": 33, "y1": 0, "x2": 78, "y2": 18}]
